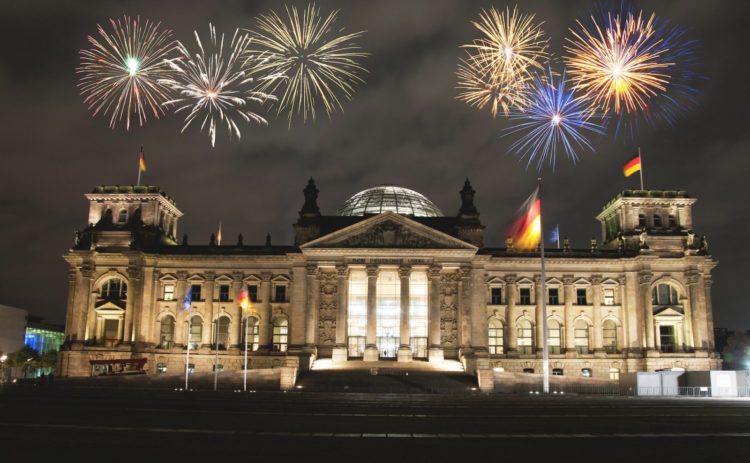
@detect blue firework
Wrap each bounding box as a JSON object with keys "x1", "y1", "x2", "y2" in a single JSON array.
[{"x1": 503, "y1": 68, "x2": 606, "y2": 171}]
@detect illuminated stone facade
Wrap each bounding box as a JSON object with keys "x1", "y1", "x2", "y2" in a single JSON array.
[{"x1": 59, "y1": 181, "x2": 721, "y2": 380}]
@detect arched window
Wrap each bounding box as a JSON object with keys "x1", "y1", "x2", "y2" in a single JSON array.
[
  {"x1": 548, "y1": 319, "x2": 562, "y2": 354},
  {"x1": 101, "y1": 278, "x2": 127, "y2": 300},
  {"x1": 118, "y1": 209, "x2": 128, "y2": 223},
  {"x1": 272, "y1": 318, "x2": 288, "y2": 352},
  {"x1": 244, "y1": 317, "x2": 260, "y2": 351},
  {"x1": 638, "y1": 214, "x2": 646, "y2": 228},
  {"x1": 602, "y1": 320, "x2": 617, "y2": 354},
  {"x1": 574, "y1": 320, "x2": 590, "y2": 354},
  {"x1": 214, "y1": 316, "x2": 230, "y2": 349},
  {"x1": 652, "y1": 284, "x2": 679, "y2": 305},
  {"x1": 488, "y1": 319, "x2": 503, "y2": 355},
  {"x1": 653, "y1": 214, "x2": 662, "y2": 227},
  {"x1": 188, "y1": 316, "x2": 202, "y2": 349},
  {"x1": 159, "y1": 315, "x2": 175, "y2": 348},
  {"x1": 517, "y1": 319, "x2": 533, "y2": 354}
]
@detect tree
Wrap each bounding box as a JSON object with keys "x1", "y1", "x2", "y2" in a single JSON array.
[
  {"x1": 7, "y1": 346, "x2": 40, "y2": 378},
  {"x1": 39, "y1": 350, "x2": 59, "y2": 372},
  {"x1": 722, "y1": 331, "x2": 750, "y2": 370}
]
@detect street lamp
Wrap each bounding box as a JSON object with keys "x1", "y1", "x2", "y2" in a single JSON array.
[{"x1": 0, "y1": 354, "x2": 7, "y2": 384}]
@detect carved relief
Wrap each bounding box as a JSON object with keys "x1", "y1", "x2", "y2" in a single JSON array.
[
  {"x1": 332, "y1": 220, "x2": 451, "y2": 248},
  {"x1": 317, "y1": 271, "x2": 337, "y2": 346},
  {"x1": 440, "y1": 271, "x2": 459, "y2": 347}
]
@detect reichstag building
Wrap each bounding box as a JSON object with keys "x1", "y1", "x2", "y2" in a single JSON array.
[{"x1": 58, "y1": 179, "x2": 720, "y2": 380}]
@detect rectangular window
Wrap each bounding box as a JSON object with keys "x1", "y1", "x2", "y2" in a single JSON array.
[
  {"x1": 490, "y1": 287, "x2": 502, "y2": 305},
  {"x1": 274, "y1": 285, "x2": 287, "y2": 303},
  {"x1": 347, "y1": 270, "x2": 368, "y2": 356},
  {"x1": 191, "y1": 284, "x2": 202, "y2": 301},
  {"x1": 409, "y1": 270, "x2": 428, "y2": 339},
  {"x1": 249, "y1": 285, "x2": 258, "y2": 302},
  {"x1": 659, "y1": 325, "x2": 676, "y2": 353},
  {"x1": 548, "y1": 288, "x2": 559, "y2": 305},
  {"x1": 576, "y1": 288, "x2": 587, "y2": 305},
  {"x1": 603, "y1": 288, "x2": 615, "y2": 306},
  {"x1": 163, "y1": 284, "x2": 175, "y2": 301},
  {"x1": 219, "y1": 285, "x2": 230, "y2": 302},
  {"x1": 519, "y1": 287, "x2": 531, "y2": 305},
  {"x1": 377, "y1": 269, "x2": 400, "y2": 357}
]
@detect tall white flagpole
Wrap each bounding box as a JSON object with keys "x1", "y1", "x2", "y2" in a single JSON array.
[
  {"x1": 538, "y1": 178, "x2": 550, "y2": 394},
  {"x1": 184, "y1": 317, "x2": 191, "y2": 390},
  {"x1": 213, "y1": 319, "x2": 220, "y2": 391},
  {"x1": 243, "y1": 316, "x2": 249, "y2": 392},
  {"x1": 638, "y1": 147, "x2": 644, "y2": 190}
]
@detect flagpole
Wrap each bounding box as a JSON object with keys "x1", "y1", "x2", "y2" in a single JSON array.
[
  {"x1": 185, "y1": 317, "x2": 191, "y2": 390},
  {"x1": 137, "y1": 145, "x2": 143, "y2": 186},
  {"x1": 556, "y1": 226, "x2": 560, "y2": 249},
  {"x1": 538, "y1": 178, "x2": 550, "y2": 394},
  {"x1": 638, "y1": 147, "x2": 644, "y2": 190},
  {"x1": 243, "y1": 316, "x2": 249, "y2": 392}
]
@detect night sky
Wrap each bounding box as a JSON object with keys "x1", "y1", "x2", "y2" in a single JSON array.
[{"x1": 1, "y1": 1, "x2": 748, "y2": 331}]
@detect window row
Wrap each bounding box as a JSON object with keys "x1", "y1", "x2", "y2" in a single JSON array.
[
  {"x1": 637, "y1": 213, "x2": 678, "y2": 229},
  {"x1": 157, "y1": 315, "x2": 288, "y2": 352},
  {"x1": 487, "y1": 319, "x2": 619, "y2": 355},
  {"x1": 488, "y1": 287, "x2": 617, "y2": 306},
  {"x1": 160, "y1": 283, "x2": 286, "y2": 303}
]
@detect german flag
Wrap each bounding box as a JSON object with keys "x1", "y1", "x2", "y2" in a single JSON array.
[
  {"x1": 138, "y1": 146, "x2": 146, "y2": 172},
  {"x1": 508, "y1": 188, "x2": 542, "y2": 251},
  {"x1": 623, "y1": 153, "x2": 641, "y2": 177},
  {"x1": 237, "y1": 285, "x2": 250, "y2": 312}
]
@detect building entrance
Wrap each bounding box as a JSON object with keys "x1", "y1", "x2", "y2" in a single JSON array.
[{"x1": 377, "y1": 336, "x2": 398, "y2": 358}]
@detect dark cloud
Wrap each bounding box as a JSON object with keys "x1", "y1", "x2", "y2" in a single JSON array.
[{"x1": 0, "y1": 1, "x2": 748, "y2": 332}]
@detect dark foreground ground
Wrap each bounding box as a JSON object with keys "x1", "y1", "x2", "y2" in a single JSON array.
[{"x1": 1, "y1": 380, "x2": 749, "y2": 462}]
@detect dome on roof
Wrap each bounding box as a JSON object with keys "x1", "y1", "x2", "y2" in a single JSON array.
[{"x1": 336, "y1": 185, "x2": 444, "y2": 217}]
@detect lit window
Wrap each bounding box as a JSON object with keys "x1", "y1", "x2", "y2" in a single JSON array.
[
  {"x1": 552, "y1": 368, "x2": 563, "y2": 376},
  {"x1": 156, "y1": 362, "x2": 167, "y2": 373},
  {"x1": 548, "y1": 319, "x2": 562, "y2": 354},
  {"x1": 519, "y1": 287, "x2": 531, "y2": 305},
  {"x1": 163, "y1": 284, "x2": 175, "y2": 301},
  {"x1": 118, "y1": 209, "x2": 128, "y2": 223},
  {"x1": 517, "y1": 319, "x2": 533, "y2": 354},
  {"x1": 603, "y1": 288, "x2": 615, "y2": 306},
  {"x1": 219, "y1": 285, "x2": 230, "y2": 302},
  {"x1": 348, "y1": 270, "x2": 367, "y2": 357},
  {"x1": 488, "y1": 319, "x2": 504, "y2": 355},
  {"x1": 548, "y1": 288, "x2": 559, "y2": 305},
  {"x1": 652, "y1": 284, "x2": 679, "y2": 305},
  {"x1": 245, "y1": 317, "x2": 259, "y2": 351},
  {"x1": 603, "y1": 320, "x2": 617, "y2": 354},
  {"x1": 214, "y1": 316, "x2": 230, "y2": 349},
  {"x1": 190, "y1": 284, "x2": 202, "y2": 301},
  {"x1": 576, "y1": 288, "x2": 587, "y2": 305},
  {"x1": 581, "y1": 368, "x2": 592, "y2": 377},
  {"x1": 490, "y1": 287, "x2": 502, "y2": 305},
  {"x1": 609, "y1": 368, "x2": 620, "y2": 381},
  {"x1": 409, "y1": 270, "x2": 429, "y2": 359},
  {"x1": 273, "y1": 318, "x2": 288, "y2": 352},
  {"x1": 659, "y1": 325, "x2": 676, "y2": 353},
  {"x1": 159, "y1": 316, "x2": 175, "y2": 348},
  {"x1": 574, "y1": 320, "x2": 590, "y2": 354}
]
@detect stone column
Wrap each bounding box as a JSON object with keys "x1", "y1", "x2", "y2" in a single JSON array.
[
  {"x1": 123, "y1": 266, "x2": 142, "y2": 344},
  {"x1": 470, "y1": 266, "x2": 488, "y2": 355},
  {"x1": 639, "y1": 272, "x2": 655, "y2": 351},
  {"x1": 64, "y1": 268, "x2": 77, "y2": 342},
  {"x1": 230, "y1": 272, "x2": 243, "y2": 348},
  {"x1": 563, "y1": 275, "x2": 575, "y2": 354},
  {"x1": 681, "y1": 274, "x2": 695, "y2": 351},
  {"x1": 332, "y1": 264, "x2": 349, "y2": 363},
  {"x1": 591, "y1": 275, "x2": 603, "y2": 353},
  {"x1": 428, "y1": 265, "x2": 443, "y2": 363},
  {"x1": 398, "y1": 264, "x2": 412, "y2": 362},
  {"x1": 259, "y1": 272, "x2": 272, "y2": 350},
  {"x1": 304, "y1": 264, "x2": 319, "y2": 353},
  {"x1": 623, "y1": 272, "x2": 642, "y2": 353},
  {"x1": 687, "y1": 272, "x2": 705, "y2": 350},
  {"x1": 204, "y1": 270, "x2": 216, "y2": 325},
  {"x1": 534, "y1": 275, "x2": 544, "y2": 353},
  {"x1": 458, "y1": 266, "x2": 472, "y2": 351},
  {"x1": 703, "y1": 276, "x2": 715, "y2": 350},
  {"x1": 76, "y1": 264, "x2": 95, "y2": 343},
  {"x1": 505, "y1": 274, "x2": 517, "y2": 353},
  {"x1": 364, "y1": 264, "x2": 379, "y2": 361}
]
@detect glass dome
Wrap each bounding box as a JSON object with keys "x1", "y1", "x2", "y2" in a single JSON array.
[{"x1": 336, "y1": 185, "x2": 444, "y2": 217}]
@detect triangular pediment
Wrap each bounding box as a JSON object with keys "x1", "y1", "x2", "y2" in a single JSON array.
[
  {"x1": 653, "y1": 306, "x2": 684, "y2": 317},
  {"x1": 301, "y1": 212, "x2": 477, "y2": 251}
]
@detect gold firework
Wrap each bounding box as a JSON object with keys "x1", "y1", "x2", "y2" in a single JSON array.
[
  {"x1": 564, "y1": 10, "x2": 673, "y2": 115},
  {"x1": 245, "y1": 4, "x2": 368, "y2": 124},
  {"x1": 457, "y1": 6, "x2": 549, "y2": 117}
]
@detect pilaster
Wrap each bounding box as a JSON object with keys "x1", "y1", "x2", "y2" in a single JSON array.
[
  {"x1": 398, "y1": 264, "x2": 412, "y2": 362},
  {"x1": 364, "y1": 264, "x2": 379, "y2": 361},
  {"x1": 505, "y1": 274, "x2": 517, "y2": 354},
  {"x1": 428, "y1": 265, "x2": 443, "y2": 363},
  {"x1": 332, "y1": 264, "x2": 349, "y2": 363},
  {"x1": 259, "y1": 272, "x2": 272, "y2": 350},
  {"x1": 304, "y1": 264, "x2": 319, "y2": 354}
]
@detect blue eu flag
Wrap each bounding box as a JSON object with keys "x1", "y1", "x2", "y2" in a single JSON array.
[
  {"x1": 181, "y1": 287, "x2": 193, "y2": 311},
  {"x1": 548, "y1": 224, "x2": 559, "y2": 245}
]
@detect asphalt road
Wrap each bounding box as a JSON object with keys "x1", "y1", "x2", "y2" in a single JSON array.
[{"x1": 1, "y1": 384, "x2": 749, "y2": 462}]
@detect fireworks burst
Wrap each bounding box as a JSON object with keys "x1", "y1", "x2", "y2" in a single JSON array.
[
  {"x1": 457, "y1": 6, "x2": 549, "y2": 117},
  {"x1": 245, "y1": 4, "x2": 368, "y2": 124},
  {"x1": 503, "y1": 69, "x2": 606, "y2": 171},
  {"x1": 564, "y1": 7, "x2": 676, "y2": 115},
  {"x1": 77, "y1": 16, "x2": 179, "y2": 130},
  {"x1": 160, "y1": 25, "x2": 278, "y2": 147}
]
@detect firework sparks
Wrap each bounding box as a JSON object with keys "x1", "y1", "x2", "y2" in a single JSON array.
[
  {"x1": 160, "y1": 25, "x2": 277, "y2": 147},
  {"x1": 564, "y1": 7, "x2": 676, "y2": 115},
  {"x1": 245, "y1": 4, "x2": 368, "y2": 124},
  {"x1": 457, "y1": 6, "x2": 549, "y2": 117},
  {"x1": 503, "y1": 69, "x2": 606, "y2": 171},
  {"x1": 77, "y1": 16, "x2": 179, "y2": 130}
]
